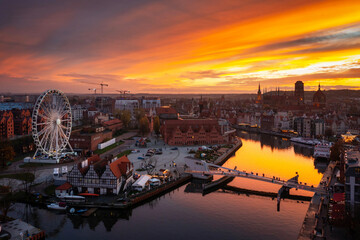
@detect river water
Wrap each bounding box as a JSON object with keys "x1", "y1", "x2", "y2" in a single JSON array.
[{"x1": 8, "y1": 132, "x2": 325, "y2": 240}]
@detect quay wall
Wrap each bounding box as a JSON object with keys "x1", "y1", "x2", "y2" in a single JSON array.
[
  {"x1": 298, "y1": 161, "x2": 336, "y2": 240},
  {"x1": 214, "y1": 139, "x2": 242, "y2": 166}
]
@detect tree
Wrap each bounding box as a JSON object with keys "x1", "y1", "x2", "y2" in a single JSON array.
[
  {"x1": 139, "y1": 116, "x2": 150, "y2": 136},
  {"x1": 0, "y1": 142, "x2": 15, "y2": 168},
  {"x1": 119, "y1": 110, "x2": 131, "y2": 128},
  {"x1": 153, "y1": 116, "x2": 160, "y2": 135},
  {"x1": 330, "y1": 140, "x2": 343, "y2": 162},
  {"x1": 134, "y1": 108, "x2": 146, "y2": 122}
]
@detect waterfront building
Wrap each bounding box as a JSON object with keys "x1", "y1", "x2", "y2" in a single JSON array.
[
  {"x1": 67, "y1": 155, "x2": 133, "y2": 195},
  {"x1": 294, "y1": 117, "x2": 312, "y2": 137},
  {"x1": 161, "y1": 119, "x2": 233, "y2": 145},
  {"x1": 312, "y1": 119, "x2": 325, "y2": 138},
  {"x1": 260, "y1": 112, "x2": 275, "y2": 131}
]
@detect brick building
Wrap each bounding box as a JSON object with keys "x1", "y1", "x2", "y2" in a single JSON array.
[
  {"x1": 0, "y1": 111, "x2": 14, "y2": 139},
  {"x1": 102, "y1": 119, "x2": 123, "y2": 133},
  {"x1": 12, "y1": 109, "x2": 32, "y2": 135},
  {"x1": 69, "y1": 128, "x2": 112, "y2": 153},
  {"x1": 161, "y1": 119, "x2": 229, "y2": 145}
]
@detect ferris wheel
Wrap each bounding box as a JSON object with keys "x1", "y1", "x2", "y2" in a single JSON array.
[{"x1": 32, "y1": 89, "x2": 73, "y2": 161}]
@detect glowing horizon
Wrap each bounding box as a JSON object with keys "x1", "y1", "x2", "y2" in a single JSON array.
[{"x1": 1, "y1": 0, "x2": 360, "y2": 94}]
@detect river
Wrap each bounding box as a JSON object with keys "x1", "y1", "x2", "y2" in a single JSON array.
[{"x1": 8, "y1": 132, "x2": 325, "y2": 240}]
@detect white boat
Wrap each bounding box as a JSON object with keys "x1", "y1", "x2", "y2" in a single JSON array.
[
  {"x1": 290, "y1": 137, "x2": 321, "y2": 146},
  {"x1": 314, "y1": 142, "x2": 332, "y2": 159},
  {"x1": 47, "y1": 202, "x2": 67, "y2": 211},
  {"x1": 62, "y1": 195, "x2": 86, "y2": 202}
]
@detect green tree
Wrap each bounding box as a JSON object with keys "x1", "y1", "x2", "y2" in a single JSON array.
[
  {"x1": 139, "y1": 116, "x2": 150, "y2": 136},
  {"x1": 134, "y1": 108, "x2": 146, "y2": 122},
  {"x1": 153, "y1": 116, "x2": 160, "y2": 135},
  {"x1": 0, "y1": 142, "x2": 15, "y2": 168},
  {"x1": 119, "y1": 110, "x2": 131, "y2": 128}
]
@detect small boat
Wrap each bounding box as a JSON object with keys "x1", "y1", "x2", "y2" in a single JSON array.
[
  {"x1": 76, "y1": 209, "x2": 88, "y2": 213},
  {"x1": 78, "y1": 193, "x2": 100, "y2": 197},
  {"x1": 69, "y1": 208, "x2": 88, "y2": 214},
  {"x1": 47, "y1": 202, "x2": 67, "y2": 211}
]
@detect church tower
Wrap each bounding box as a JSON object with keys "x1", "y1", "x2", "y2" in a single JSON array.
[{"x1": 256, "y1": 83, "x2": 262, "y2": 104}]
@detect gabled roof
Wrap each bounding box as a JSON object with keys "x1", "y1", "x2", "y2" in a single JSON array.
[
  {"x1": 110, "y1": 156, "x2": 132, "y2": 178},
  {"x1": 103, "y1": 119, "x2": 122, "y2": 126}
]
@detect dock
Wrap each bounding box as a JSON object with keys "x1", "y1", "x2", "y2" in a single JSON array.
[
  {"x1": 202, "y1": 176, "x2": 235, "y2": 194},
  {"x1": 67, "y1": 174, "x2": 192, "y2": 209}
]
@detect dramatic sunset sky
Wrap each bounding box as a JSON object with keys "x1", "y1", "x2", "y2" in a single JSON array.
[{"x1": 1, "y1": 0, "x2": 360, "y2": 94}]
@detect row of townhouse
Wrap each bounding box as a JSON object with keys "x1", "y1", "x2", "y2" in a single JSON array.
[{"x1": 67, "y1": 155, "x2": 134, "y2": 195}]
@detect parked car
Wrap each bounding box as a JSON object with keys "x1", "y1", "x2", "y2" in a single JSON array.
[{"x1": 171, "y1": 147, "x2": 178, "y2": 150}]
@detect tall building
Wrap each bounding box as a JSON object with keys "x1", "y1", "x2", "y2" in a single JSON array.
[
  {"x1": 313, "y1": 83, "x2": 326, "y2": 108},
  {"x1": 255, "y1": 83, "x2": 262, "y2": 104},
  {"x1": 294, "y1": 81, "x2": 304, "y2": 104}
]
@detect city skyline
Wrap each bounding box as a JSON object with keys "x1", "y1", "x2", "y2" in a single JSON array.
[{"x1": 1, "y1": 0, "x2": 360, "y2": 94}]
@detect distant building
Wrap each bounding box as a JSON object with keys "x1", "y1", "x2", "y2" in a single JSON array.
[
  {"x1": 71, "y1": 104, "x2": 86, "y2": 126},
  {"x1": 156, "y1": 106, "x2": 179, "y2": 124},
  {"x1": 115, "y1": 99, "x2": 139, "y2": 115},
  {"x1": 141, "y1": 97, "x2": 161, "y2": 109},
  {"x1": 255, "y1": 84, "x2": 262, "y2": 104},
  {"x1": 67, "y1": 155, "x2": 133, "y2": 195},
  {"x1": 0, "y1": 111, "x2": 14, "y2": 138},
  {"x1": 313, "y1": 84, "x2": 326, "y2": 108},
  {"x1": 294, "y1": 81, "x2": 304, "y2": 104}
]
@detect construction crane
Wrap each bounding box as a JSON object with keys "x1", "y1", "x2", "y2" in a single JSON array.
[
  {"x1": 88, "y1": 88, "x2": 97, "y2": 95},
  {"x1": 116, "y1": 90, "x2": 130, "y2": 98},
  {"x1": 100, "y1": 83, "x2": 108, "y2": 94}
]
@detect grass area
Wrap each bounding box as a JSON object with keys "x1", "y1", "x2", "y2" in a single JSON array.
[
  {"x1": 19, "y1": 162, "x2": 54, "y2": 168},
  {"x1": 94, "y1": 141, "x2": 124, "y2": 155},
  {"x1": 116, "y1": 150, "x2": 132, "y2": 158},
  {"x1": 44, "y1": 185, "x2": 56, "y2": 196},
  {"x1": 0, "y1": 173, "x2": 35, "y2": 182}
]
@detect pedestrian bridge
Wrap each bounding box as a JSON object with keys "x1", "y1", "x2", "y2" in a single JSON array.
[{"x1": 184, "y1": 158, "x2": 327, "y2": 195}]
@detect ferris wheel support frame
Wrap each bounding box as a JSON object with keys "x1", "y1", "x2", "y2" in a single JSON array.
[{"x1": 32, "y1": 89, "x2": 74, "y2": 163}]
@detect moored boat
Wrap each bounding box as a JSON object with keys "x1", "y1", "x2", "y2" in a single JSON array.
[{"x1": 47, "y1": 202, "x2": 67, "y2": 211}]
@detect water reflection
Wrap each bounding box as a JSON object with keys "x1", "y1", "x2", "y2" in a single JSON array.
[{"x1": 7, "y1": 133, "x2": 323, "y2": 240}]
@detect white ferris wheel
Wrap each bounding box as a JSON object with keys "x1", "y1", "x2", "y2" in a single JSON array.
[{"x1": 32, "y1": 89, "x2": 73, "y2": 161}]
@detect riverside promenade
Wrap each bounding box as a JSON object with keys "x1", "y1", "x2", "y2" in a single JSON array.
[{"x1": 298, "y1": 161, "x2": 336, "y2": 240}]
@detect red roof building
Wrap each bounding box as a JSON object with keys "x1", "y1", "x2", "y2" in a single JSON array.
[{"x1": 161, "y1": 119, "x2": 227, "y2": 145}]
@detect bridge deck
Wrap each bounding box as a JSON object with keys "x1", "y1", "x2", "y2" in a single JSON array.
[{"x1": 186, "y1": 170, "x2": 326, "y2": 195}]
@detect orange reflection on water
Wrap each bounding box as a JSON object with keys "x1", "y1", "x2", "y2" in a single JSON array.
[{"x1": 223, "y1": 138, "x2": 322, "y2": 195}]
